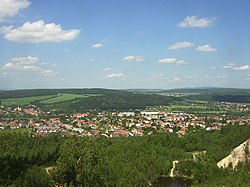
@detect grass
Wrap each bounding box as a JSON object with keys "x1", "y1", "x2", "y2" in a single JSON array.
[
  {"x1": 149, "y1": 104, "x2": 226, "y2": 114},
  {"x1": 185, "y1": 99, "x2": 209, "y2": 103},
  {"x1": 168, "y1": 105, "x2": 208, "y2": 109},
  {"x1": 0, "y1": 93, "x2": 99, "y2": 106},
  {"x1": 40, "y1": 93, "x2": 97, "y2": 104},
  {"x1": 1, "y1": 95, "x2": 55, "y2": 106}
]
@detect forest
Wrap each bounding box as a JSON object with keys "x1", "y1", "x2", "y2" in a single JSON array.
[
  {"x1": 0, "y1": 125, "x2": 249, "y2": 187},
  {"x1": 0, "y1": 88, "x2": 128, "y2": 99},
  {"x1": 183, "y1": 93, "x2": 250, "y2": 103},
  {"x1": 37, "y1": 93, "x2": 181, "y2": 113}
]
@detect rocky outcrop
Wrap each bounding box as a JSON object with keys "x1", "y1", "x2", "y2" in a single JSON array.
[
  {"x1": 217, "y1": 139, "x2": 250, "y2": 170},
  {"x1": 169, "y1": 160, "x2": 179, "y2": 177},
  {"x1": 192, "y1": 151, "x2": 206, "y2": 162}
]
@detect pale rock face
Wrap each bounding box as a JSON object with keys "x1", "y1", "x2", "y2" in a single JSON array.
[{"x1": 217, "y1": 139, "x2": 250, "y2": 170}]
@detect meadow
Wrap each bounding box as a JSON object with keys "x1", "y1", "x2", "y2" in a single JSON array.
[
  {"x1": 39, "y1": 93, "x2": 95, "y2": 104},
  {"x1": 0, "y1": 93, "x2": 99, "y2": 106},
  {"x1": 1, "y1": 95, "x2": 55, "y2": 106}
]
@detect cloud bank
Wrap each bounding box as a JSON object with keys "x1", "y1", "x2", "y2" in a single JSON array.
[
  {"x1": 2, "y1": 56, "x2": 56, "y2": 76},
  {"x1": 0, "y1": 0, "x2": 30, "y2": 22},
  {"x1": 168, "y1": 41, "x2": 193, "y2": 50},
  {"x1": 1, "y1": 20, "x2": 80, "y2": 43},
  {"x1": 178, "y1": 16, "x2": 216, "y2": 28}
]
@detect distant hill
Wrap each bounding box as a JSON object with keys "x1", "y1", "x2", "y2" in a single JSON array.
[
  {"x1": 0, "y1": 88, "x2": 128, "y2": 99},
  {"x1": 162, "y1": 87, "x2": 250, "y2": 94},
  {"x1": 183, "y1": 93, "x2": 250, "y2": 103},
  {"x1": 39, "y1": 92, "x2": 182, "y2": 112},
  {"x1": 0, "y1": 88, "x2": 182, "y2": 111},
  {"x1": 125, "y1": 87, "x2": 250, "y2": 103},
  {"x1": 124, "y1": 89, "x2": 165, "y2": 93},
  {"x1": 1, "y1": 88, "x2": 250, "y2": 106},
  {"x1": 124, "y1": 87, "x2": 250, "y2": 94}
]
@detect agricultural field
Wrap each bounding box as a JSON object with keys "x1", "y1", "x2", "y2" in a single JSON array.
[
  {"x1": 39, "y1": 93, "x2": 98, "y2": 104},
  {"x1": 147, "y1": 103, "x2": 227, "y2": 114},
  {"x1": 0, "y1": 93, "x2": 99, "y2": 106},
  {"x1": 0, "y1": 95, "x2": 55, "y2": 106}
]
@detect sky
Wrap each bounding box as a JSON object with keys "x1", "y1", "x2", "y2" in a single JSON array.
[{"x1": 0, "y1": 0, "x2": 250, "y2": 90}]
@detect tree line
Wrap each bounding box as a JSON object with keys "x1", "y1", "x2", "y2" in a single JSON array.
[{"x1": 0, "y1": 125, "x2": 249, "y2": 186}]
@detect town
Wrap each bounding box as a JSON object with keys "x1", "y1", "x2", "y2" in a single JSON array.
[{"x1": 1, "y1": 101, "x2": 249, "y2": 138}]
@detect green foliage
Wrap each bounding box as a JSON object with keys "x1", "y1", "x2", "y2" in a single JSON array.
[
  {"x1": 0, "y1": 125, "x2": 249, "y2": 186},
  {"x1": 42, "y1": 93, "x2": 181, "y2": 113},
  {"x1": 0, "y1": 88, "x2": 182, "y2": 111},
  {"x1": 0, "y1": 88, "x2": 128, "y2": 99},
  {"x1": 39, "y1": 93, "x2": 97, "y2": 104},
  {"x1": 183, "y1": 93, "x2": 250, "y2": 103},
  {"x1": 53, "y1": 137, "x2": 109, "y2": 186},
  {"x1": 0, "y1": 131, "x2": 64, "y2": 186},
  {"x1": 22, "y1": 166, "x2": 52, "y2": 187},
  {"x1": 52, "y1": 126, "x2": 250, "y2": 186},
  {"x1": 1, "y1": 95, "x2": 56, "y2": 106}
]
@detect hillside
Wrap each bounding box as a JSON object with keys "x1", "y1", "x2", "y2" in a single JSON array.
[
  {"x1": 39, "y1": 92, "x2": 182, "y2": 112},
  {"x1": 182, "y1": 93, "x2": 250, "y2": 103},
  {"x1": 0, "y1": 88, "x2": 128, "y2": 99},
  {"x1": 0, "y1": 88, "x2": 182, "y2": 112},
  {"x1": 164, "y1": 87, "x2": 250, "y2": 94}
]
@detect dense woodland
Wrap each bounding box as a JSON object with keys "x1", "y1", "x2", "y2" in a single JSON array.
[
  {"x1": 183, "y1": 93, "x2": 250, "y2": 103},
  {"x1": 0, "y1": 89, "x2": 128, "y2": 99},
  {"x1": 0, "y1": 125, "x2": 249, "y2": 186},
  {"x1": 37, "y1": 93, "x2": 181, "y2": 113}
]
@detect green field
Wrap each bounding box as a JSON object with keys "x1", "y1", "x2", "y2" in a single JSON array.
[
  {"x1": 0, "y1": 93, "x2": 99, "y2": 106},
  {"x1": 1, "y1": 95, "x2": 55, "y2": 106},
  {"x1": 39, "y1": 93, "x2": 97, "y2": 104},
  {"x1": 147, "y1": 104, "x2": 227, "y2": 114},
  {"x1": 168, "y1": 105, "x2": 208, "y2": 109}
]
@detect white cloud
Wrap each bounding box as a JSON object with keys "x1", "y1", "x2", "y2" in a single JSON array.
[
  {"x1": 233, "y1": 65, "x2": 250, "y2": 70},
  {"x1": 247, "y1": 74, "x2": 250, "y2": 80},
  {"x1": 216, "y1": 75, "x2": 228, "y2": 79},
  {"x1": 223, "y1": 63, "x2": 235, "y2": 69},
  {"x1": 3, "y1": 56, "x2": 38, "y2": 70},
  {"x1": 206, "y1": 75, "x2": 228, "y2": 80},
  {"x1": 176, "y1": 60, "x2": 187, "y2": 65},
  {"x1": 158, "y1": 58, "x2": 177, "y2": 64},
  {"x1": 0, "y1": 0, "x2": 30, "y2": 22},
  {"x1": 106, "y1": 73, "x2": 125, "y2": 78},
  {"x1": 123, "y1": 55, "x2": 145, "y2": 62},
  {"x1": 91, "y1": 38, "x2": 107, "y2": 48},
  {"x1": 178, "y1": 16, "x2": 216, "y2": 28},
  {"x1": 100, "y1": 38, "x2": 108, "y2": 43},
  {"x1": 102, "y1": 67, "x2": 111, "y2": 72},
  {"x1": 196, "y1": 44, "x2": 216, "y2": 52},
  {"x1": 210, "y1": 66, "x2": 217, "y2": 70},
  {"x1": 158, "y1": 58, "x2": 186, "y2": 65},
  {"x1": 174, "y1": 77, "x2": 181, "y2": 81},
  {"x1": 223, "y1": 63, "x2": 250, "y2": 70},
  {"x1": 91, "y1": 43, "x2": 104, "y2": 48},
  {"x1": 0, "y1": 20, "x2": 80, "y2": 43},
  {"x1": 2, "y1": 56, "x2": 56, "y2": 76},
  {"x1": 168, "y1": 41, "x2": 193, "y2": 50},
  {"x1": 40, "y1": 69, "x2": 57, "y2": 76}
]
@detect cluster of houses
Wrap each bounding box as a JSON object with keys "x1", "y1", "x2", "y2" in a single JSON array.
[{"x1": 0, "y1": 104, "x2": 249, "y2": 137}]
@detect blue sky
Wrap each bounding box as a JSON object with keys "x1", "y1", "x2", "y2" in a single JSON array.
[{"x1": 0, "y1": 0, "x2": 250, "y2": 89}]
